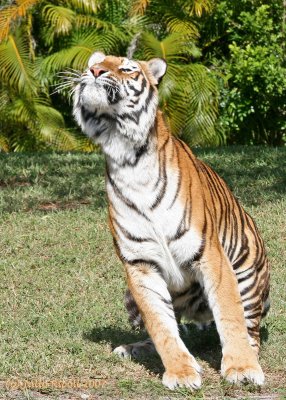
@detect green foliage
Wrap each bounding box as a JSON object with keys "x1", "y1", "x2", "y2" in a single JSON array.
[
  {"x1": 0, "y1": 0, "x2": 222, "y2": 151},
  {"x1": 0, "y1": 0, "x2": 285, "y2": 151},
  {"x1": 0, "y1": 2, "x2": 96, "y2": 152},
  {"x1": 0, "y1": 0, "x2": 131, "y2": 152},
  {"x1": 136, "y1": 32, "x2": 220, "y2": 145},
  {"x1": 202, "y1": 2, "x2": 286, "y2": 145},
  {"x1": 220, "y1": 42, "x2": 286, "y2": 145}
]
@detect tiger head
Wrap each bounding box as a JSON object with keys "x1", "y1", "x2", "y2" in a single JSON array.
[{"x1": 73, "y1": 52, "x2": 167, "y2": 159}]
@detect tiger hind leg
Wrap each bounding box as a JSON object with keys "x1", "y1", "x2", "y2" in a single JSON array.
[
  {"x1": 200, "y1": 243, "x2": 264, "y2": 385},
  {"x1": 245, "y1": 295, "x2": 270, "y2": 354},
  {"x1": 114, "y1": 290, "x2": 155, "y2": 358}
]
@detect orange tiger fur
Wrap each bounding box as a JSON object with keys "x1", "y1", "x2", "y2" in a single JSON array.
[{"x1": 73, "y1": 52, "x2": 270, "y2": 390}]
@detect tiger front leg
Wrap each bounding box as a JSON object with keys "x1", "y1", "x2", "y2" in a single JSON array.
[
  {"x1": 201, "y1": 243, "x2": 264, "y2": 385},
  {"x1": 124, "y1": 262, "x2": 202, "y2": 390}
]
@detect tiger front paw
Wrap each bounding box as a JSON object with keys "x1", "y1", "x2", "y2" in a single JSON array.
[
  {"x1": 162, "y1": 356, "x2": 202, "y2": 390},
  {"x1": 221, "y1": 347, "x2": 264, "y2": 385}
]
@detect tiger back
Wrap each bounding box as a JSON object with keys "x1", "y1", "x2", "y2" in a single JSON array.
[{"x1": 73, "y1": 52, "x2": 270, "y2": 390}]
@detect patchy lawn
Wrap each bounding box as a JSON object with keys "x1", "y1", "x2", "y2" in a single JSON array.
[{"x1": 0, "y1": 147, "x2": 285, "y2": 399}]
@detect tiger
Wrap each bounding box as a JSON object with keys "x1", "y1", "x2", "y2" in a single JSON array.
[{"x1": 73, "y1": 51, "x2": 270, "y2": 390}]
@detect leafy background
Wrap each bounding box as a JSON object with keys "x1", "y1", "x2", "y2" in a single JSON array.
[{"x1": 0, "y1": 0, "x2": 285, "y2": 152}]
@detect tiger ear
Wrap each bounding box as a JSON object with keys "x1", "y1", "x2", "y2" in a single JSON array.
[
  {"x1": 147, "y1": 58, "x2": 167, "y2": 84},
  {"x1": 88, "y1": 51, "x2": 106, "y2": 67}
]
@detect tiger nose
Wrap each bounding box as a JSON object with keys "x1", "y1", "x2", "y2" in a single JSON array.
[{"x1": 90, "y1": 66, "x2": 107, "y2": 77}]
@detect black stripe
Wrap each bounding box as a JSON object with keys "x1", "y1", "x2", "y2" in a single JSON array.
[
  {"x1": 113, "y1": 218, "x2": 153, "y2": 243},
  {"x1": 203, "y1": 163, "x2": 239, "y2": 259},
  {"x1": 122, "y1": 81, "x2": 129, "y2": 96},
  {"x1": 247, "y1": 326, "x2": 259, "y2": 332},
  {"x1": 168, "y1": 142, "x2": 182, "y2": 209},
  {"x1": 140, "y1": 285, "x2": 173, "y2": 308},
  {"x1": 241, "y1": 292, "x2": 258, "y2": 303},
  {"x1": 233, "y1": 207, "x2": 249, "y2": 271},
  {"x1": 228, "y1": 201, "x2": 239, "y2": 262},
  {"x1": 106, "y1": 168, "x2": 150, "y2": 221},
  {"x1": 201, "y1": 164, "x2": 226, "y2": 238},
  {"x1": 81, "y1": 106, "x2": 94, "y2": 121},
  {"x1": 201, "y1": 165, "x2": 219, "y2": 222},
  {"x1": 126, "y1": 77, "x2": 147, "y2": 96},
  {"x1": 240, "y1": 279, "x2": 258, "y2": 297},
  {"x1": 193, "y1": 220, "x2": 207, "y2": 262},
  {"x1": 233, "y1": 252, "x2": 249, "y2": 270},
  {"x1": 169, "y1": 199, "x2": 189, "y2": 242},
  {"x1": 118, "y1": 86, "x2": 154, "y2": 126},
  {"x1": 150, "y1": 141, "x2": 168, "y2": 210},
  {"x1": 176, "y1": 139, "x2": 198, "y2": 169},
  {"x1": 237, "y1": 268, "x2": 256, "y2": 284},
  {"x1": 103, "y1": 82, "x2": 122, "y2": 104},
  {"x1": 188, "y1": 291, "x2": 204, "y2": 307},
  {"x1": 121, "y1": 139, "x2": 149, "y2": 168},
  {"x1": 79, "y1": 82, "x2": 87, "y2": 98},
  {"x1": 243, "y1": 297, "x2": 262, "y2": 312},
  {"x1": 245, "y1": 311, "x2": 261, "y2": 320}
]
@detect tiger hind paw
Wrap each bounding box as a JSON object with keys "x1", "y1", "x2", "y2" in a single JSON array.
[{"x1": 113, "y1": 338, "x2": 155, "y2": 359}]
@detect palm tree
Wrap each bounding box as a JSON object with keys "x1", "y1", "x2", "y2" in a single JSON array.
[
  {"x1": 0, "y1": 0, "x2": 221, "y2": 151},
  {"x1": 45, "y1": 0, "x2": 221, "y2": 146},
  {"x1": 132, "y1": 32, "x2": 219, "y2": 145},
  {"x1": 129, "y1": 0, "x2": 221, "y2": 145},
  {"x1": 0, "y1": 0, "x2": 132, "y2": 151}
]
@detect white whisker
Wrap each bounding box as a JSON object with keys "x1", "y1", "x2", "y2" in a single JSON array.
[
  {"x1": 51, "y1": 83, "x2": 74, "y2": 91},
  {"x1": 65, "y1": 67, "x2": 81, "y2": 74},
  {"x1": 50, "y1": 82, "x2": 76, "y2": 95},
  {"x1": 57, "y1": 72, "x2": 81, "y2": 80},
  {"x1": 68, "y1": 87, "x2": 77, "y2": 99},
  {"x1": 51, "y1": 80, "x2": 74, "y2": 87}
]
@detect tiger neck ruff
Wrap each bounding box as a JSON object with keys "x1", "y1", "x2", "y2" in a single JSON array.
[{"x1": 73, "y1": 52, "x2": 270, "y2": 391}]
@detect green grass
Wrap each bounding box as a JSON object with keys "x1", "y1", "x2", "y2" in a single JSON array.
[{"x1": 0, "y1": 146, "x2": 285, "y2": 399}]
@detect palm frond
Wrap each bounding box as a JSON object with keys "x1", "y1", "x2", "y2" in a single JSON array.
[
  {"x1": 181, "y1": 0, "x2": 213, "y2": 17},
  {"x1": 141, "y1": 32, "x2": 201, "y2": 62},
  {"x1": 35, "y1": 104, "x2": 91, "y2": 150},
  {"x1": 180, "y1": 66, "x2": 220, "y2": 145},
  {"x1": 0, "y1": 32, "x2": 37, "y2": 94},
  {"x1": 66, "y1": 0, "x2": 102, "y2": 14},
  {"x1": 0, "y1": 0, "x2": 39, "y2": 41},
  {"x1": 0, "y1": 86, "x2": 10, "y2": 108},
  {"x1": 8, "y1": 96, "x2": 37, "y2": 126},
  {"x1": 35, "y1": 102, "x2": 65, "y2": 128},
  {"x1": 43, "y1": 4, "x2": 75, "y2": 36},
  {"x1": 0, "y1": 134, "x2": 9, "y2": 152},
  {"x1": 140, "y1": 0, "x2": 199, "y2": 39},
  {"x1": 74, "y1": 14, "x2": 109, "y2": 30},
  {"x1": 164, "y1": 14, "x2": 199, "y2": 38},
  {"x1": 39, "y1": 126, "x2": 79, "y2": 151},
  {"x1": 40, "y1": 31, "x2": 124, "y2": 76},
  {"x1": 159, "y1": 63, "x2": 220, "y2": 146},
  {"x1": 74, "y1": 15, "x2": 132, "y2": 44},
  {"x1": 129, "y1": 0, "x2": 150, "y2": 16}
]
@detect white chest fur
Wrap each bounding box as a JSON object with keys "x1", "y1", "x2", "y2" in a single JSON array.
[{"x1": 106, "y1": 151, "x2": 202, "y2": 292}]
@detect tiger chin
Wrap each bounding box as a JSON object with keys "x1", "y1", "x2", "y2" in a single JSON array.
[{"x1": 73, "y1": 52, "x2": 270, "y2": 390}]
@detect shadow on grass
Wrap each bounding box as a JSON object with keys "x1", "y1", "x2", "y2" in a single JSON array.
[
  {"x1": 0, "y1": 152, "x2": 107, "y2": 213},
  {"x1": 0, "y1": 147, "x2": 285, "y2": 213},
  {"x1": 83, "y1": 323, "x2": 269, "y2": 375}
]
